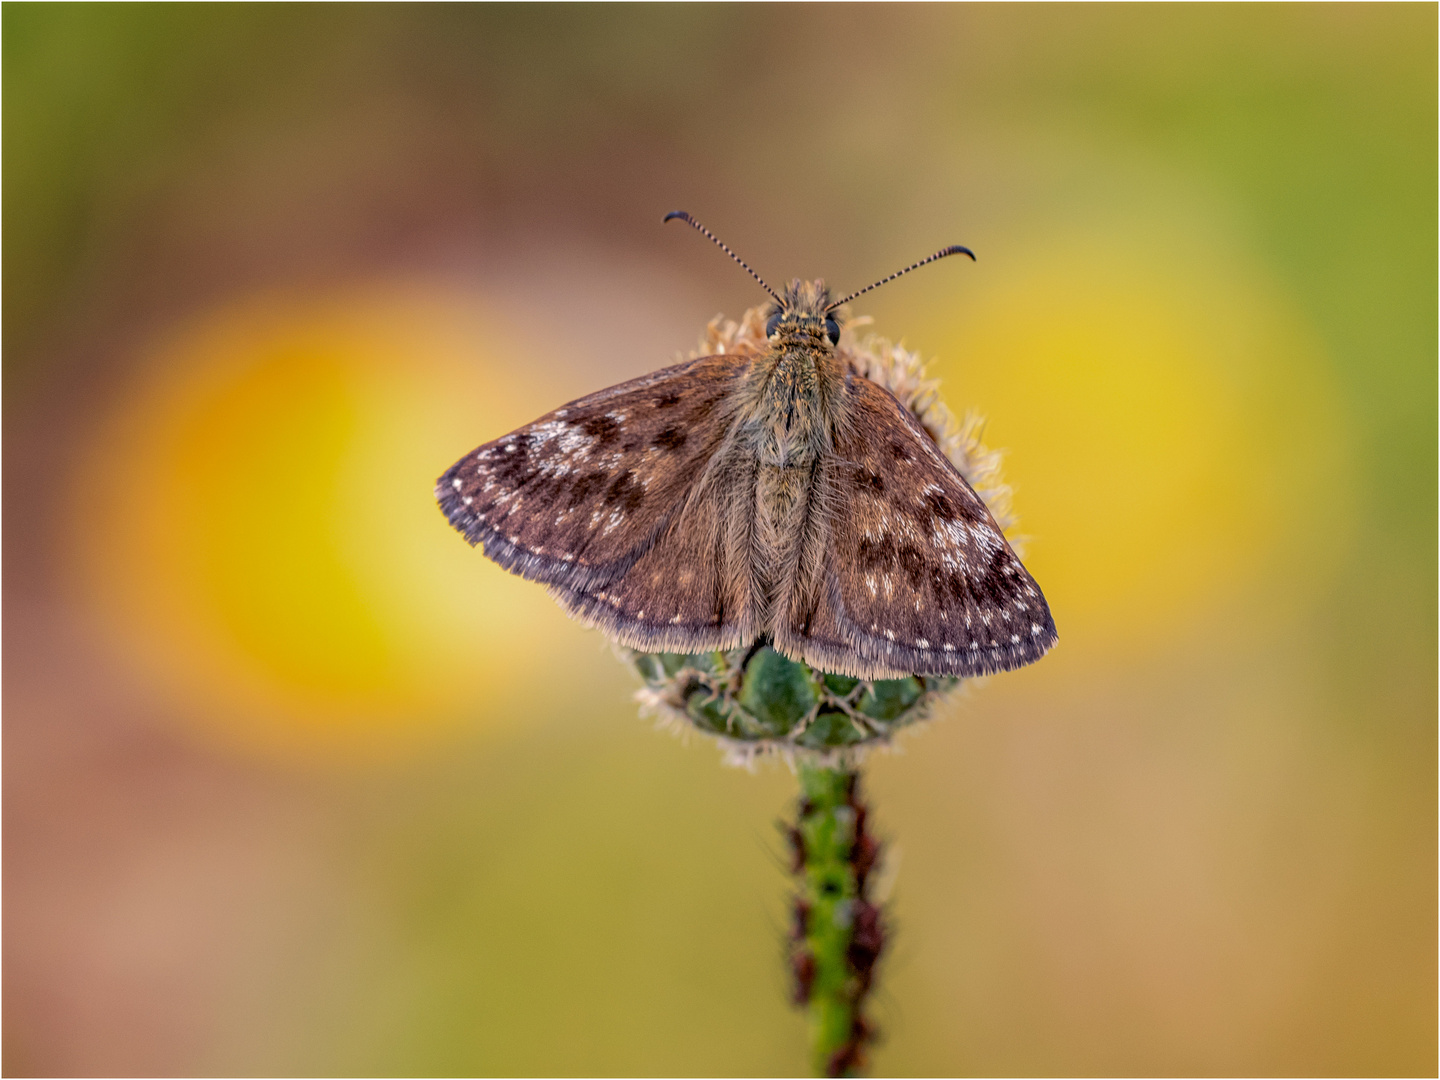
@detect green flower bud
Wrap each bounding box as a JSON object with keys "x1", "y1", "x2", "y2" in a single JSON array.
[{"x1": 631, "y1": 643, "x2": 959, "y2": 763}]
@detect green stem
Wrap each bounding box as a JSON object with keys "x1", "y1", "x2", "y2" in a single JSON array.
[{"x1": 789, "y1": 764, "x2": 884, "y2": 1077}]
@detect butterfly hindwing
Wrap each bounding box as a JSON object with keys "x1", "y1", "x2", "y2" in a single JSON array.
[
  {"x1": 436, "y1": 352, "x2": 750, "y2": 593},
  {"x1": 780, "y1": 374, "x2": 1057, "y2": 679}
]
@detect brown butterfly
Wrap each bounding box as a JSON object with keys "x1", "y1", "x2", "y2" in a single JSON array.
[{"x1": 436, "y1": 213, "x2": 1056, "y2": 679}]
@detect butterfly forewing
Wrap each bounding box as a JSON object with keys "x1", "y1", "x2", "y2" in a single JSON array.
[
  {"x1": 545, "y1": 445, "x2": 756, "y2": 654},
  {"x1": 436, "y1": 352, "x2": 750, "y2": 592},
  {"x1": 780, "y1": 376, "x2": 1057, "y2": 679}
]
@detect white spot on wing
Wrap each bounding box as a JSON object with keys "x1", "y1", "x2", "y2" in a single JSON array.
[{"x1": 972, "y1": 526, "x2": 1003, "y2": 560}]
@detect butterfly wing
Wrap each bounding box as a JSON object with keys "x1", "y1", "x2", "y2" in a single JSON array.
[
  {"x1": 545, "y1": 442, "x2": 757, "y2": 653},
  {"x1": 777, "y1": 374, "x2": 1057, "y2": 679},
  {"x1": 437, "y1": 351, "x2": 755, "y2": 648}
]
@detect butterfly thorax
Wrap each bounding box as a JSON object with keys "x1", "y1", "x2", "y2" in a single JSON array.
[{"x1": 744, "y1": 280, "x2": 847, "y2": 470}]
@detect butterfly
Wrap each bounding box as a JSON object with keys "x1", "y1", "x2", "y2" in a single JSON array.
[{"x1": 436, "y1": 213, "x2": 1056, "y2": 680}]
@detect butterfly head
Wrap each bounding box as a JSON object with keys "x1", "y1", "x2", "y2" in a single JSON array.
[
  {"x1": 662, "y1": 211, "x2": 973, "y2": 352},
  {"x1": 765, "y1": 279, "x2": 842, "y2": 349}
]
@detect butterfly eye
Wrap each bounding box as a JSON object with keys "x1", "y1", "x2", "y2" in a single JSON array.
[
  {"x1": 766, "y1": 313, "x2": 784, "y2": 338},
  {"x1": 825, "y1": 318, "x2": 841, "y2": 346}
]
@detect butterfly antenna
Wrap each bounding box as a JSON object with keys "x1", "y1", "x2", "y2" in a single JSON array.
[
  {"x1": 664, "y1": 211, "x2": 782, "y2": 304},
  {"x1": 826, "y1": 244, "x2": 976, "y2": 311}
]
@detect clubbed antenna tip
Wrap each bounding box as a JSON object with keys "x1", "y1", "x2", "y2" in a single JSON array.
[
  {"x1": 664, "y1": 211, "x2": 781, "y2": 304},
  {"x1": 827, "y1": 244, "x2": 976, "y2": 311}
]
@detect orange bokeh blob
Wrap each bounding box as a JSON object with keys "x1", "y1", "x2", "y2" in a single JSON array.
[{"x1": 74, "y1": 282, "x2": 595, "y2": 763}]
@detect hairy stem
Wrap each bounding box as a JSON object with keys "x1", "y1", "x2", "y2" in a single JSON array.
[{"x1": 788, "y1": 764, "x2": 885, "y2": 1077}]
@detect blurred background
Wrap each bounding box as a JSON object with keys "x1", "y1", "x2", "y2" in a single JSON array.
[{"x1": 4, "y1": 5, "x2": 1434, "y2": 1075}]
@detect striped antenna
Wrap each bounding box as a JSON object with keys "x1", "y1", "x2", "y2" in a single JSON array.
[
  {"x1": 664, "y1": 211, "x2": 781, "y2": 304},
  {"x1": 826, "y1": 244, "x2": 975, "y2": 311}
]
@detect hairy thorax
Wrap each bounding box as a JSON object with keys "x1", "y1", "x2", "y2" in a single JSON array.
[
  {"x1": 754, "y1": 346, "x2": 839, "y2": 466},
  {"x1": 746, "y1": 280, "x2": 847, "y2": 468}
]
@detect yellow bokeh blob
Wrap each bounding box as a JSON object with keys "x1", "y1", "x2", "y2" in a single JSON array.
[
  {"x1": 899, "y1": 228, "x2": 1353, "y2": 653},
  {"x1": 75, "y1": 283, "x2": 592, "y2": 763}
]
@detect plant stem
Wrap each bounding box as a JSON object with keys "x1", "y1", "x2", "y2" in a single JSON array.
[{"x1": 789, "y1": 764, "x2": 885, "y2": 1077}]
